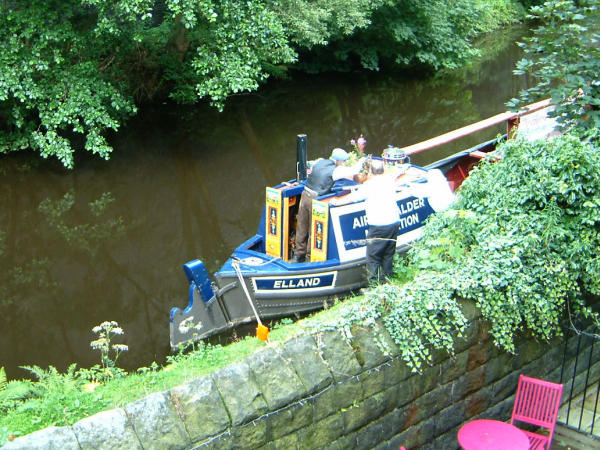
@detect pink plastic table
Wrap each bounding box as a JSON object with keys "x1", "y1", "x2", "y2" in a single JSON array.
[{"x1": 457, "y1": 419, "x2": 529, "y2": 450}]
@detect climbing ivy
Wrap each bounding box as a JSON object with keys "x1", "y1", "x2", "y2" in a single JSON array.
[{"x1": 337, "y1": 133, "x2": 600, "y2": 371}]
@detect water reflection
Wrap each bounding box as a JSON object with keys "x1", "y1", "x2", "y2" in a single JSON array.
[{"x1": 0, "y1": 25, "x2": 528, "y2": 380}]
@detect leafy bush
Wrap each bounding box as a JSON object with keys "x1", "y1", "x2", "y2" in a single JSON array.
[{"x1": 338, "y1": 133, "x2": 600, "y2": 371}]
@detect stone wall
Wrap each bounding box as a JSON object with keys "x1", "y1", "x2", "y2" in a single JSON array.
[{"x1": 3, "y1": 301, "x2": 598, "y2": 449}]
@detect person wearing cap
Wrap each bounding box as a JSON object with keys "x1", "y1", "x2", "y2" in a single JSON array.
[{"x1": 293, "y1": 148, "x2": 351, "y2": 263}]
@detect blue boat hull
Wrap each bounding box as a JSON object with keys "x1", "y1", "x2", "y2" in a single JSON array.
[
  {"x1": 170, "y1": 137, "x2": 501, "y2": 349},
  {"x1": 169, "y1": 256, "x2": 372, "y2": 349}
]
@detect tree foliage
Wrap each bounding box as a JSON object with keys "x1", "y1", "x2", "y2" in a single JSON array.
[
  {"x1": 508, "y1": 0, "x2": 600, "y2": 138},
  {"x1": 274, "y1": 0, "x2": 383, "y2": 49},
  {"x1": 0, "y1": 0, "x2": 296, "y2": 167},
  {"x1": 296, "y1": 0, "x2": 526, "y2": 72},
  {"x1": 0, "y1": 0, "x2": 532, "y2": 167},
  {"x1": 0, "y1": 2, "x2": 138, "y2": 168}
]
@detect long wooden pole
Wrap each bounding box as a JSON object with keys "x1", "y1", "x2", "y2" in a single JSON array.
[{"x1": 402, "y1": 99, "x2": 552, "y2": 156}]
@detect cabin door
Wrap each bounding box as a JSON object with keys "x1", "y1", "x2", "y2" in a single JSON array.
[{"x1": 265, "y1": 186, "x2": 300, "y2": 261}]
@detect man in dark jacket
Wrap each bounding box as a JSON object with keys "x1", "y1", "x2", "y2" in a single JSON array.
[{"x1": 293, "y1": 148, "x2": 349, "y2": 263}]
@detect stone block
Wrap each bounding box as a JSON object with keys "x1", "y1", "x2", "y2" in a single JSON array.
[
  {"x1": 356, "y1": 420, "x2": 385, "y2": 449},
  {"x1": 490, "y1": 371, "x2": 520, "y2": 402},
  {"x1": 350, "y1": 321, "x2": 394, "y2": 370},
  {"x1": 541, "y1": 344, "x2": 574, "y2": 375},
  {"x1": 377, "y1": 384, "x2": 405, "y2": 418},
  {"x1": 258, "y1": 431, "x2": 299, "y2": 450},
  {"x1": 231, "y1": 417, "x2": 268, "y2": 449},
  {"x1": 453, "y1": 319, "x2": 480, "y2": 354},
  {"x1": 511, "y1": 339, "x2": 547, "y2": 370},
  {"x1": 313, "y1": 376, "x2": 363, "y2": 421},
  {"x1": 388, "y1": 423, "x2": 418, "y2": 450},
  {"x1": 414, "y1": 418, "x2": 436, "y2": 448},
  {"x1": 466, "y1": 341, "x2": 490, "y2": 371},
  {"x1": 484, "y1": 396, "x2": 514, "y2": 422},
  {"x1": 371, "y1": 441, "x2": 391, "y2": 450},
  {"x1": 393, "y1": 376, "x2": 418, "y2": 409},
  {"x1": 452, "y1": 364, "x2": 486, "y2": 403},
  {"x1": 430, "y1": 347, "x2": 454, "y2": 369},
  {"x1": 315, "y1": 329, "x2": 362, "y2": 382},
  {"x1": 297, "y1": 412, "x2": 344, "y2": 449},
  {"x1": 325, "y1": 433, "x2": 358, "y2": 450},
  {"x1": 72, "y1": 408, "x2": 141, "y2": 449},
  {"x1": 435, "y1": 401, "x2": 466, "y2": 436},
  {"x1": 212, "y1": 361, "x2": 268, "y2": 426},
  {"x1": 190, "y1": 431, "x2": 232, "y2": 450},
  {"x1": 248, "y1": 346, "x2": 305, "y2": 410},
  {"x1": 403, "y1": 401, "x2": 421, "y2": 429},
  {"x1": 465, "y1": 385, "x2": 493, "y2": 418},
  {"x1": 414, "y1": 383, "x2": 453, "y2": 422},
  {"x1": 281, "y1": 335, "x2": 333, "y2": 395},
  {"x1": 417, "y1": 365, "x2": 442, "y2": 396},
  {"x1": 382, "y1": 358, "x2": 411, "y2": 388},
  {"x1": 361, "y1": 365, "x2": 387, "y2": 398},
  {"x1": 428, "y1": 426, "x2": 461, "y2": 450},
  {"x1": 1, "y1": 426, "x2": 79, "y2": 450},
  {"x1": 124, "y1": 391, "x2": 191, "y2": 449},
  {"x1": 481, "y1": 354, "x2": 508, "y2": 386},
  {"x1": 168, "y1": 376, "x2": 230, "y2": 444},
  {"x1": 342, "y1": 395, "x2": 378, "y2": 435},
  {"x1": 264, "y1": 400, "x2": 313, "y2": 440},
  {"x1": 371, "y1": 405, "x2": 403, "y2": 443},
  {"x1": 440, "y1": 350, "x2": 468, "y2": 384}
]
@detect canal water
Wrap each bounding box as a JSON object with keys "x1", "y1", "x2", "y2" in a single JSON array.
[{"x1": 0, "y1": 26, "x2": 529, "y2": 379}]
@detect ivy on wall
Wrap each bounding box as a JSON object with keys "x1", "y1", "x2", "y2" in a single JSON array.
[{"x1": 337, "y1": 133, "x2": 600, "y2": 371}]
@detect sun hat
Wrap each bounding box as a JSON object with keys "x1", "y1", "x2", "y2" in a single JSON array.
[{"x1": 330, "y1": 148, "x2": 349, "y2": 161}]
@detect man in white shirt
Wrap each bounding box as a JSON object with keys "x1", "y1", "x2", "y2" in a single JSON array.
[{"x1": 351, "y1": 159, "x2": 401, "y2": 282}]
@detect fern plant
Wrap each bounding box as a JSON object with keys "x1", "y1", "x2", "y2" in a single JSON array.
[{"x1": 0, "y1": 367, "x2": 6, "y2": 392}]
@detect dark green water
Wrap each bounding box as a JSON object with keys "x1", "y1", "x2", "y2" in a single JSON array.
[{"x1": 0, "y1": 26, "x2": 530, "y2": 379}]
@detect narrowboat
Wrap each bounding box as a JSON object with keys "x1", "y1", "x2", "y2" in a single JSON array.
[{"x1": 169, "y1": 100, "x2": 554, "y2": 349}]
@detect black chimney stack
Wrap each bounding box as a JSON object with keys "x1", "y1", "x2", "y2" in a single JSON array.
[{"x1": 296, "y1": 134, "x2": 307, "y2": 182}]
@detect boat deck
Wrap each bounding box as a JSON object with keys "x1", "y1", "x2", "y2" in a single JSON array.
[{"x1": 517, "y1": 105, "x2": 559, "y2": 141}]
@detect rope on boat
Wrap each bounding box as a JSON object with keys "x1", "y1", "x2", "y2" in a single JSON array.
[
  {"x1": 231, "y1": 259, "x2": 269, "y2": 341},
  {"x1": 344, "y1": 237, "x2": 400, "y2": 246},
  {"x1": 232, "y1": 260, "x2": 262, "y2": 325},
  {"x1": 236, "y1": 255, "x2": 281, "y2": 267}
]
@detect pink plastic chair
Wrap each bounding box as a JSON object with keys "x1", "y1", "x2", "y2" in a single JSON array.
[{"x1": 510, "y1": 374, "x2": 563, "y2": 450}]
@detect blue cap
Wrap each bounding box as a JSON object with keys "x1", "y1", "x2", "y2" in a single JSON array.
[{"x1": 331, "y1": 148, "x2": 349, "y2": 161}]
